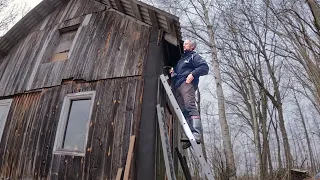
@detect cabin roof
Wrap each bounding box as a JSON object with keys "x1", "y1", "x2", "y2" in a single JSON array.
[
  {"x1": 0, "y1": 0, "x2": 182, "y2": 57},
  {"x1": 97, "y1": 0, "x2": 182, "y2": 39}
]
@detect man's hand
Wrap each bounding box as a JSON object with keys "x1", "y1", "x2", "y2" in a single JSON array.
[
  {"x1": 169, "y1": 67, "x2": 174, "y2": 74},
  {"x1": 186, "y1": 73, "x2": 194, "y2": 83}
]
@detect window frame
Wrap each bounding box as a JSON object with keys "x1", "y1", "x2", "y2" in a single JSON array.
[
  {"x1": 0, "y1": 99, "x2": 12, "y2": 142},
  {"x1": 49, "y1": 24, "x2": 80, "y2": 63},
  {"x1": 53, "y1": 91, "x2": 96, "y2": 156}
]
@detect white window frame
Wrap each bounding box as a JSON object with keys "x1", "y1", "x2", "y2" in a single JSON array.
[
  {"x1": 53, "y1": 91, "x2": 96, "y2": 156},
  {"x1": 0, "y1": 99, "x2": 12, "y2": 142}
]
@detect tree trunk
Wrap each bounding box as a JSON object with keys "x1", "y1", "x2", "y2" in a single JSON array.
[
  {"x1": 267, "y1": 139, "x2": 273, "y2": 175},
  {"x1": 271, "y1": 117, "x2": 283, "y2": 170},
  {"x1": 200, "y1": 4, "x2": 237, "y2": 180},
  {"x1": 263, "y1": 52, "x2": 292, "y2": 176},
  {"x1": 294, "y1": 93, "x2": 316, "y2": 173},
  {"x1": 258, "y1": 61, "x2": 269, "y2": 179},
  {"x1": 306, "y1": 0, "x2": 320, "y2": 33},
  {"x1": 276, "y1": 102, "x2": 292, "y2": 174},
  {"x1": 261, "y1": 93, "x2": 268, "y2": 178},
  {"x1": 247, "y1": 76, "x2": 262, "y2": 180},
  {"x1": 199, "y1": 0, "x2": 237, "y2": 179}
]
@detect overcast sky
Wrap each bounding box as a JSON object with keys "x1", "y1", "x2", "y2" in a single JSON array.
[
  {"x1": 22, "y1": 0, "x2": 42, "y2": 8},
  {"x1": 0, "y1": 0, "x2": 42, "y2": 35}
]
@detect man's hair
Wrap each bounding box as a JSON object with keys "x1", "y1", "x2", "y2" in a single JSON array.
[{"x1": 190, "y1": 40, "x2": 197, "y2": 49}]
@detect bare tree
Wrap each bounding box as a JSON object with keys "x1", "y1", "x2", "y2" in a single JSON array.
[
  {"x1": 145, "y1": 0, "x2": 238, "y2": 178},
  {"x1": 0, "y1": 0, "x2": 29, "y2": 36},
  {"x1": 143, "y1": 0, "x2": 320, "y2": 178},
  {"x1": 268, "y1": 0, "x2": 320, "y2": 108},
  {"x1": 293, "y1": 91, "x2": 316, "y2": 173}
]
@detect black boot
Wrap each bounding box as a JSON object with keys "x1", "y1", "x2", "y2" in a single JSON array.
[
  {"x1": 191, "y1": 118, "x2": 202, "y2": 144},
  {"x1": 181, "y1": 118, "x2": 202, "y2": 149}
]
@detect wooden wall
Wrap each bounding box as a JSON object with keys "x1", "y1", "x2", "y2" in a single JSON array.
[
  {"x1": 0, "y1": 0, "x2": 177, "y2": 179},
  {"x1": 0, "y1": 0, "x2": 150, "y2": 97},
  {"x1": 0, "y1": 77, "x2": 143, "y2": 179}
]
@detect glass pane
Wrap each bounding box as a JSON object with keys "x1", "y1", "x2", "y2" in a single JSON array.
[
  {"x1": 0, "y1": 105, "x2": 7, "y2": 122},
  {"x1": 0, "y1": 105, "x2": 9, "y2": 139},
  {"x1": 62, "y1": 99, "x2": 92, "y2": 152}
]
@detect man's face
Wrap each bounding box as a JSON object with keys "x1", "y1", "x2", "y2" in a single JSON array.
[{"x1": 183, "y1": 40, "x2": 193, "y2": 51}]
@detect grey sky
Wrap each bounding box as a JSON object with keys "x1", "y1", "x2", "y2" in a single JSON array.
[{"x1": 22, "y1": 0, "x2": 42, "y2": 8}]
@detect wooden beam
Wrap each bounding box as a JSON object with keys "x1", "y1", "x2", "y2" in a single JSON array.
[
  {"x1": 157, "y1": 29, "x2": 163, "y2": 46},
  {"x1": 135, "y1": 0, "x2": 179, "y2": 21},
  {"x1": 0, "y1": 49, "x2": 7, "y2": 58},
  {"x1": 148, "y1": 9, "x2": 159, "y2": 28},
  {"x1": 123, "y1": 135, "x2": 135, "y2": 180},
  {"x1": 164, "y1": 33, "x2": 178, "y2": 46},
  {"x1": 99, "y1": 0, "x2": 112, "y2": 7},
  {"x1": 20, "y1": 22, "x2": 31, "y2": 36},
  {"x1": 4, "y1": 36, "x2": 16, "y2": 47},
  {"x1": 43, "y1": 0, "x2": 54, "y2": 12},
  {"x1": 31, "y1": 10, "x2": 43, "y2": 21},
  {"x1": 114, "y1": 0, "x2": 125, "y2": 13},
  {"x1": 166, "y1": 17, "x2": 177, "y2": 38},
  {"x1": 129, "y1": 1, "x2": 142, "y2": 21},
  {"x1": 115, "y1": 168, "x2": 123, "y2": 180}
]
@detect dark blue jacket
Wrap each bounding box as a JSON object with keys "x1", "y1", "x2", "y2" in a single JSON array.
[{"x1": 173, "y1": 51, "x2": 209, "y2": 89}]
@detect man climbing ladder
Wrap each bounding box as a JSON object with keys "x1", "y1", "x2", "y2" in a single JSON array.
[{"x1": 170, "y1": 39, "x2": 209, "y2": 148}]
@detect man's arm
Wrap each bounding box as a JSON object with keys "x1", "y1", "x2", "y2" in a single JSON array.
[{"x1": 190, "y1": 54, "x2": 209, "y2": 77}]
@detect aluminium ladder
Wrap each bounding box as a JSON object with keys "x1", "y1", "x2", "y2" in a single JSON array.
[{"x1": 159, "y1": 74, "x2": 214, "y2": 180}]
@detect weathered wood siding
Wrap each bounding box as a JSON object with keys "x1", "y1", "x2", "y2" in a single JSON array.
[
  {"x1": 0, "y1": 77, "x2": 143, "y2": 179},
  {"x1": 0, "y1": 0, "x2": 150, "y2": 97}
]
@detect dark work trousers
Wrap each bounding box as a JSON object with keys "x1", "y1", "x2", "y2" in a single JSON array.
[{"x1": 175, "y1": 82, "x2": 200, "y2": 120}]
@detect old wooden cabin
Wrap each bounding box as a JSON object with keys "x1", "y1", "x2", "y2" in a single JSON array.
[{"x1": 0, "y1": 0, "x2": 187, "y2": 179}]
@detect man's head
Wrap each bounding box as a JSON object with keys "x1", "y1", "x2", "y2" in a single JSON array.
[{"x1": 183, "y1": 39, "x2": 197, "y2": 52}]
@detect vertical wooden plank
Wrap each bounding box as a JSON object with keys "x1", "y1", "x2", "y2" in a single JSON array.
[
  {"x1": 113, "y1": 20, "x2": 132, "y2": 77},
  {"x1": 38, "y1": 87, "x2": 63, "y2": 177},
  {"x1": 57, "y1": 155, "x2": 67, "y2": 180},
  {"x1": 92, "y1": 11, "x2": 117, "y2": 80},
  {"x1": 114, "y1": 0, "x2": 125, "y2": 13},
  {"x1": 26, "y1": 26, "x2": 59, "y2": 90},
  {"x1": 105, "y1": 18, "x2": 128, "y2": 78},
  {"x1": 110, "y1": 78, "x2": 131, "y2": 179},
  {"x1": 49, "y1": 155, "x2": 61, "y2": 180},
  {"x1": 129, "y1": 1, "x2": 142, "y2": 21},
  {"x1": 166, "y1": 17, "x2": 177, "y2": 38},
  {"x1": 148, "y1": 9, "x2": 159, "y2": 28},
  {"x1": 16, "y1": 94, "x2": 41, "y2": 179},
  {"x1": 123, "y1": 135, "x2": 135, "y2": 180},
  {"x1": 85, "y1": 79, "x2": 116, "y2": 180},
  {"x1": 115, "y1": 168, "x2": 123, "y2": 180},
  {"x1": 123, "y1": 23, "x2": 150, "y2": 77}
]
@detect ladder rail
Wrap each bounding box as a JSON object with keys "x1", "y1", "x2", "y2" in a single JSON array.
[
  {"x1": 159, "y1": 74, "x2": 214, "y2": 180},
  {"x1": 156, "y1": 104, "x2": 177, "y2": 180}
]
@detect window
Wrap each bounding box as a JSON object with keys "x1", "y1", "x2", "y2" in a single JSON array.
[
  {"x1": 50, "y1": 25, "x2": 79, "y2": 62},
  {"x1": 53, "y1": 91, "x2": 95, "y2": 156},
  {"x1": 0, "y1": 99, "x2": 12, "y2": 142}
]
